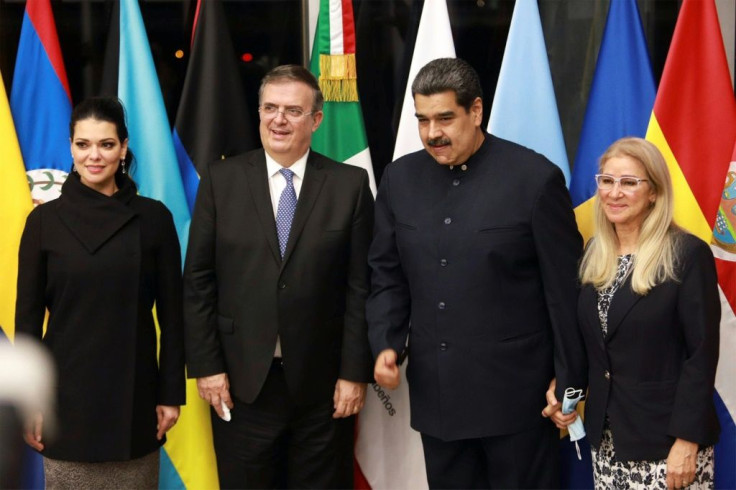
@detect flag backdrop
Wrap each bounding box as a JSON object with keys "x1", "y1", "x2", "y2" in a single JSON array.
[
  {"x1": 487, "y1": 0, "x2": 570, "y2": 185},
  {"x1": 391, "y1": 0, "x2": 455, "y2": 160},
  {"x1": 569, "y1": 0, "x2": 656, "y2": 243},
  {"x1": 308, "y1": 0, "x2": 376, "y2": 195},
  {"x1": 169, "y1": 0, "x2": 259, "y2": 486},
  {"x1": 10, "y1": 0, "x2": 72, "y2": 206},
  {"x1": 103, "y1": 1, "x2": 195, "y2": 487},
  {"x1": 644, "y1": 1, "x2": 736, "y2": 488},
  {"x1": 173, "y1": 0, "x2": 256, "y2": 212},
  {"x1": 354, "y1": 2, "x2": 456, "y2": 489},
  {"x1": 0, "y1": 73, "x2": 32, "y2": 344}
]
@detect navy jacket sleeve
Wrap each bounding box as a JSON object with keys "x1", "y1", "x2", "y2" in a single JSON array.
[
  {"x1": 366, "y1": 166, "x2": 412, "y2": 359},
  {"x1": 530, "y1": 167, "x2": 587, "y2": 399}
]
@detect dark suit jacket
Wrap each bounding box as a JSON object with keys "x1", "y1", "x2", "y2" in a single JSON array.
[
  {"x1": 16, "y1": 173, "x2": 185, "y2": 461},
  {"x1": 184, "y1": 149, "x2": 374, "y2": 406},
  {"x1": 366, "y1": 134, "x2": 586, "y2": 441},
  {"x1": 580, "y1": 232, "x2": 720, "y2": 461}
]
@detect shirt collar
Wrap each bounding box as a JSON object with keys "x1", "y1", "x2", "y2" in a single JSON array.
[{"x1": 265, "y1": 149, "x2": 309, "y2": 180}]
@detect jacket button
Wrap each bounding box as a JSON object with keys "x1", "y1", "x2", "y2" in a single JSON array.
[
  {"x1": 444, "y1": 217, "x2": 452, "y2": 225},
  {"x1": 438, "y1": 302, "x2": 446, "y2": 310},
  {"x1": 440, "y1": 259, "x2": 448, "y2": 267},
  {"x1": 440, "y1": 342, "x2": 448, "y2": 351},
  {"x1": 452, "y1": 179, "x2": 460, "y2": 186},
  {"x1": 604, "y1": 370, "x2": 611, "y2": 380},
  {"x1": 278, "y1": 283, "x2": 287, "y2": 289}
]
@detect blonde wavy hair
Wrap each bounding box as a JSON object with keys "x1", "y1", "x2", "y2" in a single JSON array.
[{"x1": 579, "y1": 137, "x2": 681, "y2": 294}]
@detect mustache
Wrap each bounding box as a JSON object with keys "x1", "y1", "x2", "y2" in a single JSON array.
[{"x1": 428, "y1": 137, "x2": 451, "y2": 147}]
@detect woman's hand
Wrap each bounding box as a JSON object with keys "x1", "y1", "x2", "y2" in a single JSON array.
[
  {"x1": 23, "y1": 412, "x2": 45, "y2": 451},
  {"x1": 666, "y1": 438, "x2": 698, "y2": 489},
  {"x1": 156, "y1": 405, "x2": 180, "y2": 440},
  {"x1": 541, "y1": 378, "x2": 578, "y2": 429}
]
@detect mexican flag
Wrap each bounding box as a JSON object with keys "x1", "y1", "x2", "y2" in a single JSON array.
[{"x1": 308, "y1": 0, "x2": 376, "y2": 195}]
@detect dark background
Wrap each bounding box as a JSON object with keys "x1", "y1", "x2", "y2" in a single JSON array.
[{"x1": 0, "y1": 0, "x2": 710, "y2": 183}]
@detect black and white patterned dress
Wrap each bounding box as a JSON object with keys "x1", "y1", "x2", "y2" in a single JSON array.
[{"x1": 591, "y1": 255, "x2": 715, "y2": 490}]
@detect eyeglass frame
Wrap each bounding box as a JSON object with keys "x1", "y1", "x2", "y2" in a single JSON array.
[
  {"x1": 258, "y1": 103, "x2": 315, "y2": 122},
  {"x1": 594, "y1": 173, "x2": 649, "y2": 192}
]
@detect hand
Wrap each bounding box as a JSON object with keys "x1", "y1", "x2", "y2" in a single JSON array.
[
  {"x1": 332, "y1": 379, "x2": 367, "y2": 418},
  {"x1": 196, "y1": 373, "x2": 233, "y2": 419},
  {"x1": 156, "y1": 405, "x2": 180, "y2": 440},
  {"x1": 23, "y1": 412, "x2": 44, "y2": 451},
  {"x1": 666, "y1": 438, "x2": 698, "y2": 489},
  {"x1": 541, "y1": 378, "x2": 577, "y2": 428},
  {"x1": 374, "y1": 349, "x2": 400, "y2": 389}
]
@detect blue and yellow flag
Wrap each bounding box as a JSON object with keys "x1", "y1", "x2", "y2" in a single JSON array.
[{"x1": 569, "y1": 0, "x2": 655, "y2": 242}]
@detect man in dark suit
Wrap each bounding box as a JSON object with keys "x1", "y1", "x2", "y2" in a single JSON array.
[
  {"x1": 184, "y1": 65, "x2": 374, "y2": 489},
  {"x1": 367, "y1": 58, "x2": 586, "y2": 488}
]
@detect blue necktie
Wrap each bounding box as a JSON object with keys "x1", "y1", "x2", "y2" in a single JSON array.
[{"x1": 276, "y1": 168, "x2": 297, "y2": 258}]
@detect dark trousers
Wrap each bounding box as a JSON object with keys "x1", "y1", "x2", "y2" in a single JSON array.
[
  {"x1": 421, "y1": 419, "x2": 559, "y2": 489},
  {"x1": 211, "y1": 362, "x2": 354, "y2": 489}
]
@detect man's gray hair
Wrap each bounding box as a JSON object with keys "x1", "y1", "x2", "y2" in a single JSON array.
[
  {"x1": 258, "y1": 64, "x2": 324, "y2": 113},
  {"x1": 411, "y1": 58, "x2": 483, "y2": 111}
]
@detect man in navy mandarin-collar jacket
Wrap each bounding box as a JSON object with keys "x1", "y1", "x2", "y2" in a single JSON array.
[{"x1": 367, "y1": 58, "x2": 586, "y2": 488}]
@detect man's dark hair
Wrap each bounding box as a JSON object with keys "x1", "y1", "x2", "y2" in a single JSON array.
[
  {"x1": 258, "y1": 64, "x2": 324, "y2": 113},
  {"x1": 411, "y1": 58, "x2": 483, "y2": 111}
]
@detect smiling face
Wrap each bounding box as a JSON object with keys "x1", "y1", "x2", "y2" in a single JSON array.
[
  {"x1": 598, "y1": 156, "x2": 656, "y2": 231},
  {"x1": 259, "y1": 80, "x2": 323, "y2": 167},
  {"x1": 414, "y1": 90, "x2": 484, "y2": 166},
  {"x1": 71, "y1": 118, "x2": 128, "y2": 196}
]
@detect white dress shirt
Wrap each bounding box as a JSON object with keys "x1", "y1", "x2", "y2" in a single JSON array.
[{"x1": 264, "y1": 149, "x2": 309, "y2": 357}]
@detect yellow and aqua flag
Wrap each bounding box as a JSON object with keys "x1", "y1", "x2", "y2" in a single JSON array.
[
  {"x1": 102, "y1": 1, "x2": 215, "y2": 488},
  {"x1": 487, "y1": 0, "x2": 570, "y2": 185},
  {"x1": 0, "y1": 72, "x2": 32, "y2": 342},
  {"x1": 645, "y1": 1, "x2": 736, "y2": 487},
  {"x1": 308, "y1": 0, "x2": 376, "y2": 194}
]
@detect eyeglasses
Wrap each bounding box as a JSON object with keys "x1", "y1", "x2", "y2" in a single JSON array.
[
  {"x1": 595, "y1": 174, "x2": 649, "y2": 192},
  {"x1": 259, "y1": 104, "x2": 314, "y2": 122}
]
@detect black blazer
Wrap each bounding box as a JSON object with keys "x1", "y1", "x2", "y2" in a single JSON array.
[
  {"x1": 16, "y1": 173, "x2": 185, "y2": 461},
  {"x1": 579, "y1": 232, "x2": 720, "y2": 461},
  {"x1": 367, "y1": 134, "x2": 586, "y2": 440},
  {"x1": 184, "y1": 149, "x2": 374, "y2": 405}
]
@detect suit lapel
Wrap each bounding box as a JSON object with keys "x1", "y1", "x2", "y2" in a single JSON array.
[
  {"x1": 604, "y1": 274, "x2": 642, "y2": 341},
  {"x1": 244, "y1": 152, "x2": 281, "y2": 265},
  {"x1": 281, "y1": 152, "x2": 326, "y2": 267}
]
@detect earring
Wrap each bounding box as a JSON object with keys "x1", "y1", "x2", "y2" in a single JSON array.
[{"x1": 121, "y1": 159, "x2": 127, "y2": 174}]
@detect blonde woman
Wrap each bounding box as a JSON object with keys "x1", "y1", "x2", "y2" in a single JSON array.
[{"x1": 546, "y1": 138, "x2": 719, "y2": 489}]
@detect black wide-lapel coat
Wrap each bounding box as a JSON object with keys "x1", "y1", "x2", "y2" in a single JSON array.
[
  {"x1": 579, "y1": 233, "x2": 720, "y2": 461},
  {"x1": 15, "y1": 173, "x2": 185, "y2": 462},
  {"x1": 184, "y1": 149, "x2": 374, "y2": 405}
]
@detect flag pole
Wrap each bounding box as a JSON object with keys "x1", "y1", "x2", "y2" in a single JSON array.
[{"x1": 301, "y1": 0, "x2": 310, "y2": 67}]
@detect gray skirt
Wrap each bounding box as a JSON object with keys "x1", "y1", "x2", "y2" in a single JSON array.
[{"x1": 44, "y1": 449, "x2": 159, "y2": 489}]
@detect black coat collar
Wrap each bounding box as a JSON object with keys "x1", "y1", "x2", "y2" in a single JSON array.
[{"x1": 56, "y1": 173, "x2": 137, "y2": 254}]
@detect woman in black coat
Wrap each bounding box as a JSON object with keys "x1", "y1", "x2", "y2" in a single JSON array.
[
  {"x1": 544, "y1": 138, "x2": 719, "y2": 490},
  {"x1": 15, "y1": 97, "x2": 185, "y2": 488}
]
